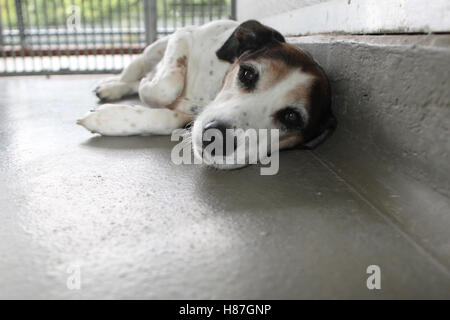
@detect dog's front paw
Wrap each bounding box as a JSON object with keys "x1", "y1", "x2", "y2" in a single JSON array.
[
  {"x1": 76, "y1": 104, "x2": 145, "y2": 136},
  {"x1": 94, "y1": 78, "x2": 132, "y2": 101}
]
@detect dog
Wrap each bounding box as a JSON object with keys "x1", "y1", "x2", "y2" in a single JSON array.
[{"x1": 77, "y1": 20, "x2": 336, "y2": 169}]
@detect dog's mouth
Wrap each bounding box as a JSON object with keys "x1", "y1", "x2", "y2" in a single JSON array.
[{"x1": 191, "y1": 133, "x2": 248, "y2": 170}]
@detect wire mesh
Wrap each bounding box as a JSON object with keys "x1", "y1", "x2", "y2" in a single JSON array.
[{"x1": 0, "y1": 0, "x2": 235, "y2": 75}]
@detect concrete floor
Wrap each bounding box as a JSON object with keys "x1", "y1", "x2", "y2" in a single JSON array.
[{"x1": 0, "y1": 75, "x2": 449, "y2": 299}]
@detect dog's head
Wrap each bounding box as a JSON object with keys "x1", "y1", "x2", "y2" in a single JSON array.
[{"x1": 192, "y1": 20, "x2": 336, "y2": 169}]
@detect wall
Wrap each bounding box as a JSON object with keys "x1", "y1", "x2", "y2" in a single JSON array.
[
  {"x1": 237, "y1": 0, "x2": 450, "y2": 35},
  {"x1": 237, "y1": 0, "x2": 328, "y2": 21},
  {"x1": 288, "y1": 34, "x2": 450, "y2": 266}
]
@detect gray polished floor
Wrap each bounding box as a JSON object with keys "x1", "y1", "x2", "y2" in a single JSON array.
[{"x1": 0, "y1": 75, "x2": 448, "y2": 299}]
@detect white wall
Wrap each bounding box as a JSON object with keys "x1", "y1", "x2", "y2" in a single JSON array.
[
  {"x1": 237, "y1": 0, "x2": 329, "y2": 21},
  {"x1": 237, "y1": 0, "x2": 450, "y2": 36}
]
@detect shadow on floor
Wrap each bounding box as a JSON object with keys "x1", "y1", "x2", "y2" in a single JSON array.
[{"x1": 81, "y1": 135, "x2": 176, "y2": 150}]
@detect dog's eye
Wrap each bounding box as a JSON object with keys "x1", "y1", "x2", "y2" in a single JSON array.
[
  {"x1": 238, "y1": 65, "x2": 258, "y2": 90},
  {"x1": 275, "y1": 107, "x2": 304, "y2": 129}
]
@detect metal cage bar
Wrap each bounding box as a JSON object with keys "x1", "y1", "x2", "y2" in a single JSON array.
[
  {"x1": 144, "y1": 0, "x2": 157, "y2": 45},
  {"x1": 0, "y1": 0, "x2": 236, "y2": 76}
]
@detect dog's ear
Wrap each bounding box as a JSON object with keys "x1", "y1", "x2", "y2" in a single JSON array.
[
  {"x1": 298, "y1": 74, "x2": 336, "y2": 150},
  {"x1": 216, "y1": 20, "x2": 285, "y2": 63},
  {"x1": 300, "y1": 115, "x2": 337, "y2": 149}
]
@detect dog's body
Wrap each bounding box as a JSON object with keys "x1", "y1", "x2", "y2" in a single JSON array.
[
  {"x1": 78, "y1": 20, "x2": 335, "y2": 169},
  {"x1": 78, "y1": 20, "x2": 238, "y2": 135}
]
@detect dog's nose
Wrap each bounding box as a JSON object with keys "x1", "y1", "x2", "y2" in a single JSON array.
[{"x1": 202, "y1": 120, "x2": 236, "y2": 156}]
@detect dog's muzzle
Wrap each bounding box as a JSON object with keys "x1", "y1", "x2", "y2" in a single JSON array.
[{"x1": 202, "y1": 120, "x2": 238, "y2": 157}]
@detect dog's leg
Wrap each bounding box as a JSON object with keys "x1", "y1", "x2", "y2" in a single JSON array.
[
  {"x1": 77, "y1": 104, "x2": 193, "y2": 136},
  {"x1": 138, "y1": 30, "x2": 190, "y2": 107},
  {"x1": 94, "y1": 37, "x2": 168, "y2": 101}
]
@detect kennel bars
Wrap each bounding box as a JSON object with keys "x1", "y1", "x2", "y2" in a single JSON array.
[{"x1": 0, "y1": 0, "x2": 236, "y2": 75}]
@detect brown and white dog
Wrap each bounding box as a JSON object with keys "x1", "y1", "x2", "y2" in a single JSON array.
[{"x1": 77, "y1": 20, "x2": 336, "y2": 169}]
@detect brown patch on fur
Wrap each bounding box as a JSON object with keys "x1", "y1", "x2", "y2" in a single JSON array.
[
  {"x1": 250, "y1": 42, "x2": 319, "y2": 72},
  {"x1": 166, "y1": 84, "x2": 187, "y2": 110},
  {"x1": 221, "y1": 62, "x2": 239, "y2": 90},
  {"x1": 257, "y1": 58, "x2": 291, "y2": 91},
  {"x1": 130, "y1": 123, "x2": 136, "y2": 127},
  {"x1": 279, "y1": 135, "x2": 303, "y2": 149},
  {"x1": 285, "y1": 84, "x2": 312, "y2": 110},
  {"x1": 240, "y1": 42, "x2": 326, "y2": 80},
  {"x1": 177, "y1": 55, "x2": 187, "y2": 68},
  {"x1": 136, "y1": 109, "x2": 144, "y2": 114},
  {"x1": 169, "y1": 110, "x2": 195, "y2": 127},
  {"x1": 167, "y1": 98, "x2": 180, "y2": 110}
]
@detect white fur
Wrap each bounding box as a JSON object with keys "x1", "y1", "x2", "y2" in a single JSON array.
[
  {"x1": 77, "y1": 104, "x2": 192, "y2": 136},
  {"x1": 78, "y1": 20, "x2": 238, "y2": 135}
]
